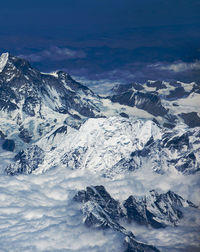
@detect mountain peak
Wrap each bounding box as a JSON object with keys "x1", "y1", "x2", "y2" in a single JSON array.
[{"x1": 0, "y1": 52, "x2": 9, "y2": 73}]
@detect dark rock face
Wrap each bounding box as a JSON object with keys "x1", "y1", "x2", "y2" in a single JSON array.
[
  {"x1": 74, "y1": 185, "x2": 124, "y2": 223},
  {"x1": 111, "y1": 83, "x2": 144, "y2": 94},
  {"x1": 2, "y1": 139, "x2": 15, "y2": 152},
  {"x1": 51, "y1": 126, "x2": 67, "y2": 138},
  {"x1": 180, "y1": 112, "x2": 200, "y2": 128},
  {"x1": 125, "y1": 129, "x2": 200, "y2": 175},
  {"x1": 0, "y1": 130, "x2": 6, "y2": 139},
  {"x1": 0, "y1": 54, "x2": 101, "y2": 118},
  {"x1": 123, "y1": 190, "x2": 195, "y2": 228},
  {"x1": 74, "y1": 185, "x2": 160, "y2": 252},
  {"x1": 134, "y1": 92, "x2": 168, "y2": 117},
  {"x1": 124, "y1": 195, "x2": 157, "y2": 227},
  {"x1": 74, "y1": 185, "x2": 197, "y2": 251},
  {"x1": 163, "y1": 133, "x2": 190, "y2": 151},
  {"x1": 120, "y1": 112, "x2": 129, "y2": 118},
  {"x1": 123, "y1": 236, "x2": 160, "y2": 252},
  {"x1": 5, "y1": 145, "x2": 45, "y2": 175},
  {"x1": 163, "y1": 122, "x2": 175, "y2": 129},
  {"x1": 146, "y1": 80, "x2": 167, "y2": 90},
  {"x1": 167, "y1": 87, "x2": 189, "y2": 100},
  {"x1": 0, "y1": 85, "x2": 19, "y2": 112},
  {"x1": 22, "y1": 97, "x2": 40, "y2": 117},
  {"x1": 18, "y1": 127, "x2": 32, "y2": 143},
  {"x1": 111, "y1": 91, "x2": 168, "y2": 117}
]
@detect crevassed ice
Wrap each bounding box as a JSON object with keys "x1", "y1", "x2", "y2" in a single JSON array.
[{"x1": 0, "y1": 52, "x2": 9, "y2": 73}]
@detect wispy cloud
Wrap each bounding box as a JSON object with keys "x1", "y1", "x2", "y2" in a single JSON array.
[
  {"x1": 19, "y1": 46, "x2": 86, "y2": 62},
  {"x1": 150, "y1": 60, "x2": 200, "y2": 72},
  {"x1": 73, "y1": 75, "x2": 120, "y2": 96}
]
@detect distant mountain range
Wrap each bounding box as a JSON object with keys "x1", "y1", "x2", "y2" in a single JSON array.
[{"x1": 0, "y1": 52, "x2": 200, "y2": 251}]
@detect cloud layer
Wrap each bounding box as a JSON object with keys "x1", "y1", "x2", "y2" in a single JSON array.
[
  {"x1": 19, "y1": 46, "x2": 86, "y2": 62},
  {"x1": 150, "y1": 60, "x2": 200, "y2": 72},
  {"x1": 0, "y1": 140, "x2": 200, "y2": 251}
]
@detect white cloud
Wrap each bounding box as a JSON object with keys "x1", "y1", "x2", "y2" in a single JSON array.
[
  {"x1": 72, "y1": 75, "x2": 120, "y2": 95},
  {"x1": 0, "y1": 136, "x2": 200, "y2": 251},
  {"x1": 150, "y1": 61, "x2": 200, "y2": 72},
  {"x1": 19, "y1": 46, "x2": 86, "y2": 62}
]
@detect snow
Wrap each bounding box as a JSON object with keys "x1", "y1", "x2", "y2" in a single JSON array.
[
  {"x1": 38, "y1": 117, "x2": 162, "y2": 177},
  {"x1": 177, "y1": 81, "x2": 195, "y2": 92},
  {"x1": 41, "y1": 71, "x2": 59, "y2": 78},
  {"x1": 0, "y1": 113, "x2": 200, "y2": 251},
  {"x1": 0, "y1": 52, "x2": 9, "y2": 73},
  {"x1": 101, "y1": 98, "x2": 154, "y2": 119},
  {"x1": 163, "y1": 92, "x2": 200, "y2": 115},
  {"x1": 0, "y1": 54, "x2": 200, "y2": 251},
  {"x1": 177, "y1": 92, "x2": 200, "y2": 109}
]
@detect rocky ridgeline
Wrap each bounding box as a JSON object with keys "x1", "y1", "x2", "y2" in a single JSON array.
[
  {"x1": 74, "y1": 185, "x2": 197, "y2": 252},
  {"x1": 3, "y1": 116, "x2": 200, "y2": 176},
  {"x1": 0, "y1": 52, "x2": 103, "y2": 152},
  {"x1": 0, "y1": 52, "x2": 200, "y2": 251},
  {"x1": 110, "y1": 80, "x2": 200, "y2": 128}
]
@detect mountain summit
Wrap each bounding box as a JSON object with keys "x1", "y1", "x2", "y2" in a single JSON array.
[
  {"x1": 0, "y1": 53, "x2": 199, "y2": 175},
  {"x1": 0, "y1": 53, "x2": 104, "y2": 149},
  {"x1": 0, "y1": 53, "x2": 200, "y2": 251},
  {"x1": 0, "y1": 52, "x2": 9, "y2": 73}
]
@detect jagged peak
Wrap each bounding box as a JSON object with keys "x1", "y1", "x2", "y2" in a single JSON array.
[
  {"x1": 0, "y1": 52, "x2": 9, "y2": 73},
  {"x1": 0, "y1": 52, "x2": 9, "y2": 58},
  {"x1": 0, "y1": 52, "x2": 35, "y2": 74}
]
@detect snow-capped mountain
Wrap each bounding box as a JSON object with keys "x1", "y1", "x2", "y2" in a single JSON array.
[
  {"x1": 123, "y1": 189, "x2": 197, "y2": 228},
  {"x1": 5, "y1": 115, "x2": 199, "y2": 176},
  {"x1": 74, "y1": 185, "x2": 160, "y2": 251},
  {"x1": 110, "y1": 80, "x2": 200, "y2": 128},
  {"x1": 74, "y1": 185, "x2": 197, "y2": 251},
  {"x1": 0, "y1": 52, "x2": 200, "y2": 251},
  {"x1": 0, "y1": 52, "x2": 103, "y2": 150}
]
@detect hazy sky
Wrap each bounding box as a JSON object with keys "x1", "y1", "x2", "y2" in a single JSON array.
[{"x1": 1, "y1": 0, "x2": 200, "y2": 87}]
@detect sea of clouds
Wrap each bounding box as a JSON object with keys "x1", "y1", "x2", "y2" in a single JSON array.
[{"x1": 0, "y1": 142, "x2": 200, "y2": 251}]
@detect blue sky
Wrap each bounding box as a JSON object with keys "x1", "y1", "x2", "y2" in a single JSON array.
[{"x1": 1, "y1": 0, "x2": 200, "y2": 87}]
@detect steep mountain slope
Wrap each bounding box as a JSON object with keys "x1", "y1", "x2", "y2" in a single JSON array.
[
  {"x1": 5, "y1": 116, "x2": 199, "y2": 177},
  {"x1": 0, "y1": 53, "x2": 103, "y2": 150},
  {"x1": 74, "y1": 185, "x2": 160, "y2": 252},
  {"x1": 0, "y1": 52, "x2": 200, "y2": 251},
  {"x1": 75, "y1": 185, "x2": 196, "y2": 229}
]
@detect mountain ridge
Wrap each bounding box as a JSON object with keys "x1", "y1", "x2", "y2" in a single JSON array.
[{"x1": 0, "y1": 52, "x2": 200, "y2": 251}]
